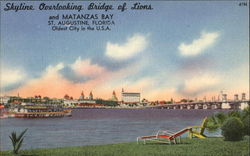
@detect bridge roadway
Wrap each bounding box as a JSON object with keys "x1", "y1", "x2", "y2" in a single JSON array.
[{"x1": 149, "y1": 100, "x2": 250, "y2": 110}]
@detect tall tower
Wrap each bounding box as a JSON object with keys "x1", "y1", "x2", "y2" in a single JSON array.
[
  {"x1": 222, "y1": 94, "x2": 227, "y2": 102},
  {"x1": 218, "y1": 90, "x2": 223, "y2": 101},
  {"x1": 234, "y1": 94, "x2": 239, "y2": 101},
  {"x1": 203, "y1": 96, "x2": 207, "y2": 102},
  {"x1": 64, "y1": 94, "x2": 70, "y2": 100},
  {"x1": 79, "y1": 91, "x2": 84, "y2": 100},
  {"x1": 89, "y1": 91, "x2": 93, "y2": 100},
  {"x1": 121, "y1": 88, "x2": 124, "y2": 103},
  {"x1": 111, "y1": 90, "x2": 118, "y2": 101},
  {"x1": 242, "y1": 93, "x2": 246, "y2": 100}
]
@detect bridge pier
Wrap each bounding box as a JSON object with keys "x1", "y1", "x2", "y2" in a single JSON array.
[
  {"x1": 194, "y1": 104, "x2": 203, "y2": 109},
  {"x1": 162, "y1": 106, "x2": 168, "y2": 109},
  {"x1": 217, "y1": 103, "x2": 222, "y2": 109},
  {"x1": 229, "y1": 102, "x2": 240, "y2": 110},
  {"x1": 211, "y1": 104, "x2": 217, "y2": 109},
  {"x1": 180, "y1": 105, "x2": 187, "y2": 109},
  {"x1": 203, "y1": 104, "x2": 212, "y2": 109},
  {"x1": 240, "y1": 102, "x2": 249, "y2": 110},
  {"x1": 174, "y1": 105, "x2": 180, "y2": 109},
  {"x1": 187, "y1": 104, "x2": 195, "y2": 109},
  {"x1": 211, "y1": 103, "x2": 222, "y2": 109},
  {"x1": 221, "y1": 102, "x2": 230, "y2": 109},
  {"x1": 169, "y1": 106, "x2": 174, "y2": 109}
]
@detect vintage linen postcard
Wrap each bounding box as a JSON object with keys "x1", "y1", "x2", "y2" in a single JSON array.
[{"x1": 0, "y1": 0, "x2": 249, "y2": 156}]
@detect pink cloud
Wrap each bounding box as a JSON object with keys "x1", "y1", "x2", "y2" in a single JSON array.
[
  {"x1": 6, "y1": 62, "x2": 113, "y2": 99},
  {"x1": 71, "y1": 57, "x2": 106, "y2": 78},
  {"x1": 6, "y1": 58, "x2": 247, "y2": 101}
]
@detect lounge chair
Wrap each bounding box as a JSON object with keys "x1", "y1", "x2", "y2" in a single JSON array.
[
  {"x1": 188, "y1": 117, "x2": 208, "y2": 139},
  {"x1": 137, "y1": 128, "x2": 190, "y2": 144}
]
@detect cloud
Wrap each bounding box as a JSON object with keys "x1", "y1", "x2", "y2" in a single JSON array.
[
  {"x1": 3, "y1": 59, "x2": 225, "y2": 101},
  {"x1": 0, "y1": 67, "x2": 27, "y2": 89},
  {"x1": 71, "y1": 57, "x2": 106, "y2": 77},
  {"x1": 178, "y1": 31, "x2": 219, "y2": 56},
  {"x1": 178, "y1": 73, "x2": 220, "y2": 96},
  {"x1": 44, "y1": 63, "x2": 64, "y2": 76},
  {"x1": 3, "y1": 55, "x2": 181, "y2": 100},
  {"x1": 5, "y1": 63, "x2": 79, "y2": 98},
  {"x1": 220, "y1": 62, "x2": 249, "y2": 96},
  {"x1": 105, "y1": 34, "x2": 148, "y2": 60},
  {"x1": 60, "y1": 66, "x2": 89, "y2": 83},
  {"x1": 5, "y1": 60, "x2": 111, "y2": 98},
  {"x1": 60, "y1": 57, "x2": 108, "y2": 83}
]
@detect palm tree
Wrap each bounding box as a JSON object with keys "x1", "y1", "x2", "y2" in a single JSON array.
[
  {"x1": 9, "y1": 129, "x2": 28, "y2": 155},
  {"x1": 206, "y1": 107, "x2": 250, "y2": 133},
  {"x1": 206, "y1": 112, "x2": 227, "y2": 132},
  {"x1": 242, "y1": 106, "x2": 250, "y2": 119}
]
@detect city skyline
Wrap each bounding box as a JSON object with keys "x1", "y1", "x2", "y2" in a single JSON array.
[
  {"x1": 1, "y1": 89, "x2": 248, "y2": 103},
  {"x1": 1, "y1": 1, "x2": 249, "y2": 101}
]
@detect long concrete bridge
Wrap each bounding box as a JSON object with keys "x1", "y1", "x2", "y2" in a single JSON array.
[{"x1": 150, "y1": 100, "x2": 250, "y2": 110}]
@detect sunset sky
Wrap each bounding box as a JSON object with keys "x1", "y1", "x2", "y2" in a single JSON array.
[{"x1": 1, "y1": 1, "x2": 249, "y2": 101}]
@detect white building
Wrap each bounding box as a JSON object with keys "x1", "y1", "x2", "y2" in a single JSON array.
[
  {"x1": 63, "y1": 99, "x2": 79, "y2": 107},
  {"x1": 121, "y1": 92, "x2": 140, "y2": 104},
  {"x1": 0, "y1": 96, "x2": 10, "y2": 105},
  {"x1": 78, "y1": 100, "x2": 96, "y2": 104}
]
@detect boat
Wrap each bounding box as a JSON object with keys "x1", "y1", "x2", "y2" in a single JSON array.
[
  {"x1": 64, "y1": 109, "x2": 72, "y2": 117},
  {"x1": 0, "y1": 113, "x2": 8, "y2": 119},
  {"x1": 0, "y1": 105, "x2": 8, "y2": 118},
  {"x1": 8, "y1": 104, "x2": 72, "y2": 118}
]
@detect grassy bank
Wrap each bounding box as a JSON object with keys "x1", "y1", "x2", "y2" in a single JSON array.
[{"x1": 1, "y1": 137, "x2": 249, "y2": 156}]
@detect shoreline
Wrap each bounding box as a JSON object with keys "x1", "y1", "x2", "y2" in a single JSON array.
[
  {"x1": 0, "y1": 108, "x2": 232, "y2": 120},
  {"x1": 1, "y1": 137, "x2": 249, "y2": 156}
]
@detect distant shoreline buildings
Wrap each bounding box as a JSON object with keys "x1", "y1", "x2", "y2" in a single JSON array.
[{"x1": 0, "y1": 89, "x2": 249, "y2": 110}]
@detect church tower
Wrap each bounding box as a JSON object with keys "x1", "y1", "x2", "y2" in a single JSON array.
[
  {"x1": 89, "y1": 91, "x2": 93, "y2": 100},
  {"x1": 111, "y1": 90, "x2": 118, "y2": 101},
  {"x1": 79, "y1": 91, "x2": 84, "y2": 100}
]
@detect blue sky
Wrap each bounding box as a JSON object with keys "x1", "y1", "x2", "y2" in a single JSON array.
[{"x1": 1, "y1": 1, "x2": 249, "y2": 100}]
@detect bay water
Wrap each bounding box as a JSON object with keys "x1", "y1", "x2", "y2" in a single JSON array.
[{"x1": 0, "y1": 108, "x2": 227, "y2": 150}]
